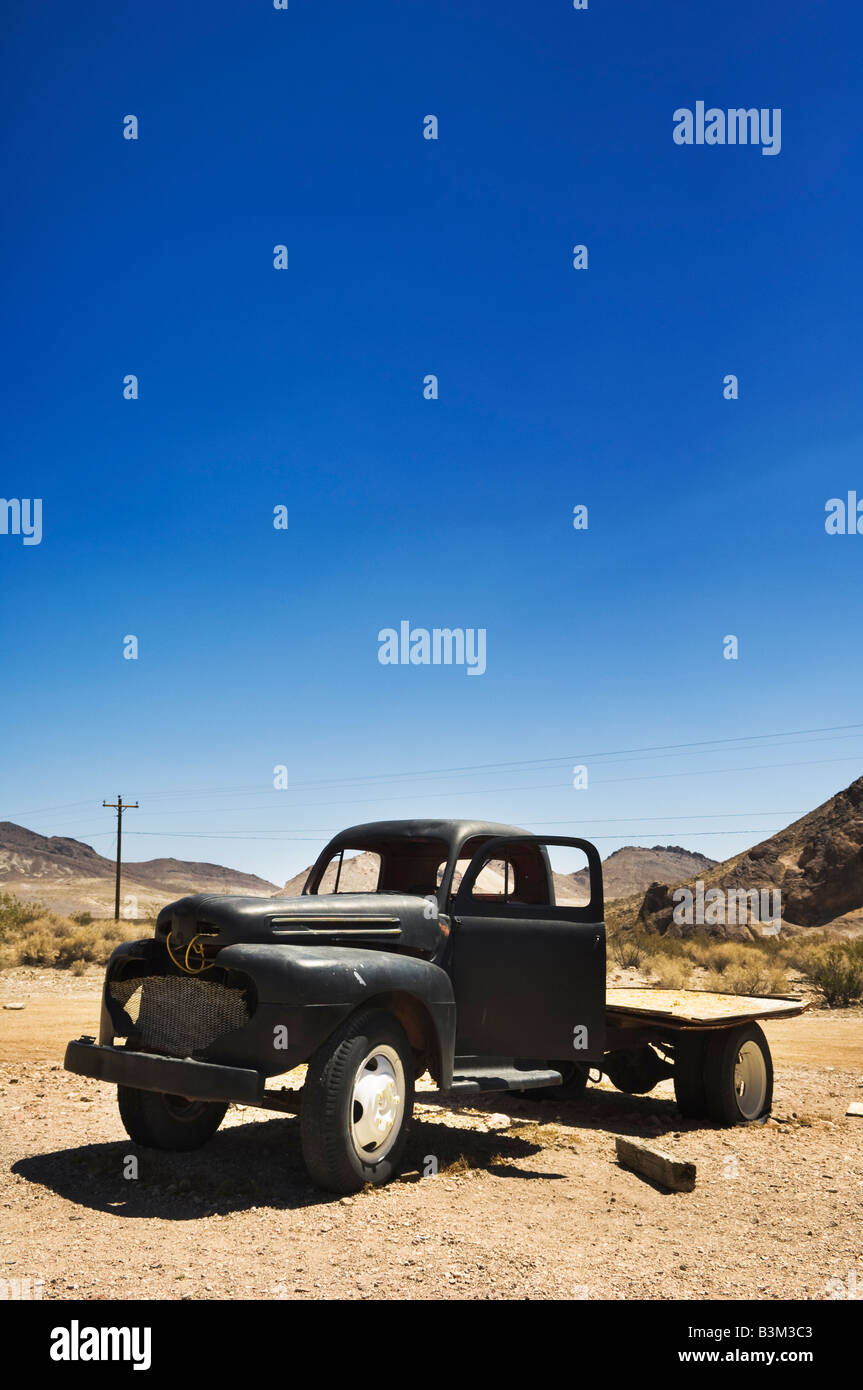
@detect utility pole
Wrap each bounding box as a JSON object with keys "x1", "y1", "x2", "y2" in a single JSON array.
[{"x1": 103, "y1": 795, "x2": 138, "y2": 922}]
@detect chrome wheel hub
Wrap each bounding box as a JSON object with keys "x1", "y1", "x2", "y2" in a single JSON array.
[
  {"x1": 350, "y1": 1045, "x2": 405, "y2": 1161},
  {"x1": 733, "y1": 1040, "x2": 767, "y2": 1119}
]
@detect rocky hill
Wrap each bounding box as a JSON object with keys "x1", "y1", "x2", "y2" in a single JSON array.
[
  {"x1": 612, "y1": 774, "x2": 863, "y2": 939},
  {"x1": 0, "y1": 823, "x2": 278, "y2": 917},
  {"x1": 568, "y1": 845, "x2": 717, "y2": 901}
]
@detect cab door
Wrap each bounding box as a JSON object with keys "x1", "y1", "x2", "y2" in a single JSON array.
[{"x1": 449, "y1": 835, "x2": 606, "y2": 1062}]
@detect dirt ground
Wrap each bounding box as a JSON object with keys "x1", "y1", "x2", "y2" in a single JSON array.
[{"x1": 1, "y1": 966, "x2": 862, "y2": 1302}]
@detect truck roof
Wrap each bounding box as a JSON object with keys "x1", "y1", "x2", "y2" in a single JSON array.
[{"x1": 323, "y1": 819, "x2": 531, "y2": 854}]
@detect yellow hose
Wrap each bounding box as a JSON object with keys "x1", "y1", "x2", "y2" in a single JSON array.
[{"x1": 165, "y1": 930, "x2": 214, "y2": 974}]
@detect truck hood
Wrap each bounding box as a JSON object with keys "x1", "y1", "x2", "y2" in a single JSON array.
[{"x1": 155, "y1": 891, "x2": 446, "y2": 958}]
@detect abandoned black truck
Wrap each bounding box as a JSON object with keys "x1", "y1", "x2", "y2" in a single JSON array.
[{"x1": 65, "y1": 820, "x2": 807, "y2": 1193}]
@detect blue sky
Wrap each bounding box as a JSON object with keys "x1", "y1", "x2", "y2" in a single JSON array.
[{"x1": 2, "y1": 0, "x2": 862, "y2": 885}]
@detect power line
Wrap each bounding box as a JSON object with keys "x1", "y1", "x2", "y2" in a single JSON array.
[
  {"x1": 117, "y1": 828, "x2": 779, "y2": 843},
  {"x1": 0, "y1": 799, "x2": 99, "y2": 820},
  {"x1": 47, "y1": 809, "x2": 797, "y2": 843},
  {"x1": 7, "y1": 718, "x2": 859, "y2": 820},
  {"x1": 272, "y1": 722, "x2": 863, "y2": 788},
  {"x1": 92, "y1": 727, "x2": 863, "y2": 809},
  {"x1": 107, "y1": 751, "x2": 861, "y2": 817}
]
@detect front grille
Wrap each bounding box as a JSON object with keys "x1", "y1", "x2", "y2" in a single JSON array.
[{"x1": 109, "y1": 975, "x2": 249, "y2": 1058}]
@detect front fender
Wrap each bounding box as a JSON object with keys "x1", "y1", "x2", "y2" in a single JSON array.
[{"x1": 210, "y1": 944, "x2": 456, "y2": 1083}]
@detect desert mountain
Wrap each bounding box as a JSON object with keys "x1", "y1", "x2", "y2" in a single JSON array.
[
  {"x1": 569, "y1": 845, "x2": 717, "y2": 901},
  {"x1": 278, "y1": 851, "x2": 381, "y2": 898},
  {"x1": 276, "y1": 843, "x2": 717, "y2": 903},
  {"x1": 616, "y1": 774, "x2": 863, "y2": 939},
  {"x1": 0, "y1": 822, "x2": 278, "y2": 917}
]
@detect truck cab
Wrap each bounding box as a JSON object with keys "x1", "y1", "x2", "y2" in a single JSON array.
[{"x1": 301, "y1": 819, "x2": 607, "y2": 1064}]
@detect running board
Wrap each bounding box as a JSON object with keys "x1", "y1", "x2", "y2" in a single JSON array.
[{"x1": 440, "y1": 1062, "x2": 564, "y2": 1096}]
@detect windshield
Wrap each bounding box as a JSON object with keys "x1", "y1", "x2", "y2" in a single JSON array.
[{"x1": 308, "y1": 837, "x2": 449, "y2": 897}]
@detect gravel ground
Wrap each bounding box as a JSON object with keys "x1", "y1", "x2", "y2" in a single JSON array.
[{"x1": 1, "y1": 969, "x2": 862, "y2": 1301}]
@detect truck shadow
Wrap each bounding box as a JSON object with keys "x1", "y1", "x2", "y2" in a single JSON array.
[
  {"x1": 12, "y1": 1087, "x2": 703, "y2": 1216},
  {"x1": 476, "y1": 1084, "x2": 695, "y2": 1140},
  {"x1": 400, "y1": 1118, "x2": 559, "y2": 1182},
  {"x1": 12, "y1": 1113, "x2": 551, "y2": 1216},
  {"x1": 402, "y1": 1089, "x2": 700, "y2": 1181},
  {"x1": 13, "y1": 1118, "x2": 317, "y2": 1219}
]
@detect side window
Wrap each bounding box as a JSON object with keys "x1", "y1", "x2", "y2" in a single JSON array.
[
  {"x1": 546, "y1": 845, "x2": 592, "y2": 907},
  {"x1": 451, "y1": 840, "x2": 552, "y2": 906},
  {"x1": 316, "y1": 850, "x2": 381, "y2": 894},
  {"x1": 442, "y1": 856, "x2": 516, "y2": 898},
  {"x1": 452, "y1": 838, "x2": 597, "y2": 911}
]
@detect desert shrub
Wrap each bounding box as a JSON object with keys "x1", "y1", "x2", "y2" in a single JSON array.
[
  {"x1": 54, "y1": 921, "x2": 136, "y2": 967},
  {"x1": 702, "y1": 969, "x2": 728, "y2": 993},
  {"x1": 645, "y1": 956, "x2": 691, "y2": 990},
  {"x1": 15, "y1": 918, "x2": 61, "y2": 965},
  {"x1": 777, "y1": 933, "x2": 829, "y2": 973},
  {"x1": 662, "y1": 936, "x2": 751, "y2": 971},
  {"x1": 69, "y1": 959, "x2": 88, "y2": 976},
  {"x1": 804, "y1": 946, "x2": 863, "y2": 1008},
  {"x1": 0, "y1": 892, "x2": 44, "y2": 938},
  {"x1": 0, "y1": 910, "x2": 140, "y2": 969},
  {"x1": 678, "y1": 935, "x2": 792, "y2": 975},
  {"x1": 843, "y1": 940, "x2": 863, "y2": 967},
  {"x1": 704, "y1": 961, "x2": 789, "y2": 997},
  {"x1": 70, "y1": 910, "x2": 94, "y2": 926},
  {"x1": 755, "y1": 965, "x2": 790, "y2": 996},
  {"x1": 612, "y1": 931, "x2": 644, "y2": 969},
  {"x1": 782, "y1": 942, "x2": 824, "y2": 979},
  {"x1": 753, "y1": 932, "x2": 786, "y2": 960},
  {"x1": 693, "y1": 940, "x2": 742, "y2": 973},
  {"x1": 675, "y1": 936, "x2": 708, "y2": 967},
  {"x1": 54, "y1": 932, "x2": 97, "y2": 967}
]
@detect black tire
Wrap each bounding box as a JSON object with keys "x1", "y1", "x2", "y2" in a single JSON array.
[
  {"x1": 673, "y1": 1033, "x2": 709, "y2": 1118},
  {"x1": 604, "y1": 1045, "x2": 671, "y2": 1095},
  {"x1": 512, "y1": 1062, "x2": 589, "y2": 1102},
  {"x1": 300, "y1": 1008, "x2": 415, "y2": 1194},
  {"x1": 117, "y1": 1086, "x2": 227, "y2": 1151},
  {"x1": 703, "y1": 1022, "x2": 773, "y2": 1126}
]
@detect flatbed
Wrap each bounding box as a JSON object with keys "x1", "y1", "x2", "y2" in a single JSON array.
[{"x1": 606, "y1": 986, "x2": 810, "y2": 1030}]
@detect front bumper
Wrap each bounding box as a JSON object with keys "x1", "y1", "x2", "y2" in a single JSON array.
[{"x1": 64, "y1": 1039, "x2": 264, "y2": 1105}]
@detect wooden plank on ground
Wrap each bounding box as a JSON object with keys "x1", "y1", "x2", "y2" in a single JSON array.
[{"x1": 615, "y1": 1136, "x2": 696, "y2": 1192}]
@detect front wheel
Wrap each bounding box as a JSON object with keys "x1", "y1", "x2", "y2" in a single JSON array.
[
  {"x1": 703, "y1": 1022, "x2": 773, "y2": 1125},
  {"x1": 300, "y1": 1009, "x2": 415, "y2": 1194},
  {"x1": 117, "y1": 1086, "x2": 227, "y2": 1150}
]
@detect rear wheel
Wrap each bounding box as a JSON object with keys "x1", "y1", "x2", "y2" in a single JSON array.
[
  {"x1": 117, "y1": 1086, "x2": 227, "y2": 1150},
  {"x1": 703, "y1": 1022, "x2": 773, "y2": 1125},
  {"x1": 605, "y1": 1045, "x2": 672, "y2": 1095},
  {"x1": 300, "y1": 1008, "x2": 415, "y2": 1194}
]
